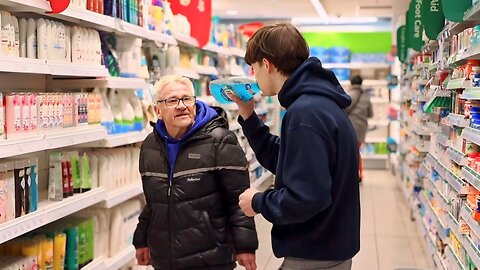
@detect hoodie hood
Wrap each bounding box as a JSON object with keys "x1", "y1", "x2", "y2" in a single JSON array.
[
  {"x1": 278, "y1": 57, "x2": 352, "y2": 109},
  {"x1": 155, "y1": 100, "x2": 218, "y2": 142}
]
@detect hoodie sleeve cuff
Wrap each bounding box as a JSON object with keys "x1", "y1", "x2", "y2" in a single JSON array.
[
  {"x1": 252, "y1": 192, "x2": 263, "y2": 214},
  {"x1": 238, "y1": 112, "x2": 262, "y2": 131}
]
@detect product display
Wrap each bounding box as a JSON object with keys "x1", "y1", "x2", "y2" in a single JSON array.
[{"x1": 209, "y1": 77, "x2": 260, "y2": 104}]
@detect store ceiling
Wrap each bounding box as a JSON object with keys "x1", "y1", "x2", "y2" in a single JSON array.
[{"x1": 212, "y1": 0, "x2": 408, "y2": 21}]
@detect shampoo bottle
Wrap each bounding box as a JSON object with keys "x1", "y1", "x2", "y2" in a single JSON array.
[
  {"x1": 89, "y1": 153, "x2": 99, "y2": 189},
  {"x1": 64, "y1": 226, "x2": 78, "y2": 270},
  {"x1": 19, "y1": 18, "x2": 26, "y2": 57},
  {"x1": 11, "y1": 16, "x2": 19, "y2": 57},
  {"x1": 5, "y1": 161, "x2": 15, "y2": 221},
  {"x1": 23, "y1": 158, "x2": 31, "y2": 214},
  {"x1": 80, "y1": 153, "x2": 91, "y2": 192},
  {"x1": 36, "y1": 18, "x2": 47, "y2": 60},
  {"x1": 69, "y1": 151, "x2": 81, "y2": 193},
  {"x1": 26, "y1": 18, "x2": 37, "y2": 59},
  {"x1": 0, "y1": 162, "x2": 9, "y2": 224},
  {"x1": 29, "y1": 157, "x2": 38, "y2": 212},
  {"x1": 48, "y1": 152, "x2": 63, "y2": 201},
  {"x1": 53, "y1": 232, "x2": 66, "y2": 270},
  {"x1": 1, "y1": 12, "x2": 13, "y2": 56},
  {"x1": 65, "y1": 26, "x2": 71, "y2": 62},
  {"x1": 13, "y1": 159, "x2": 26, "y2": 218}
]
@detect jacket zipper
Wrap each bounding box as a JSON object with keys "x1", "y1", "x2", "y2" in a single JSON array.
[{"x1": 168, "y1": 170, "x2": 173, "y2": 269}]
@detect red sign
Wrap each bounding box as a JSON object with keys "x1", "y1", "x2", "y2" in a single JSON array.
[
  {"x1": 47, "y1": 0, "x2": 71, "y2": 14},
  {"x1": 239, "y1": 22, "x2": 264, "y2": 38},
  {"x1": 169, "y1": 0, "x2": 212, "y2": 48}
]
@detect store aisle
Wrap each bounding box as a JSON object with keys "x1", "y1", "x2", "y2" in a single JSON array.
[{"x1": 241, "y1": 170, "x2": 434, "y2": 270}]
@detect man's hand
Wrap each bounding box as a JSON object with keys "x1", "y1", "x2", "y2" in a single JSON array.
[
  {"x1": 236, "y1": 253, "x2": 257, "y2": 270},
  {"x1": 226, "y1": 92, "x2": 256, "y2": 120},
  {"x1": 239, "y1": 188, "x2": 260, "y2": 217},
  {"x1": 135, "y1": 247, "x2": 150, "y2": 265}
]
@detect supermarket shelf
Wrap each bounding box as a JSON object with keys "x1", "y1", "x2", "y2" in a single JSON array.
[
  {"x1": 447, "y1": 147, "x2": 466, "y2": 166},
  {"x1": 174, "y1": 33, "x2": 200, "y2": 47},
  {"x1": 251, "y1": 171, "x2": 273, "y2": 189},
  {"x1": 462, "y1": 127, "x2": 480, "y2": 146},
  {"x1": 422, "y1": 39, "x2": 439, "y2": 54},
  {"x1": 340, "y1": 79, "x2": 389, "y2": 86},
  {"x1": 48, "y1": 77, "x2": 147, "y2": 90},
  {"x1": 0, "y1": 125, "x2": 108, "y2": 159},
  {"x1": 365, "y1": 136, "x2": 386, "y2": 143},
  {"x1": 416, "y1": 205, "x2": 448, "y2": 270},
  {"x1": 461, "y1": 87, "x2": 480, "y2": 100},
  {"x1": 445, "y1": 113, "x2": 470, "y2": 128},
  {"x1": 425, "y1": 176, "x2": 450, "y2": 212},
  {"x1": 197, "y1": 95, "x2": 216, "y2": 105},
  {"x1": 202, "y1": 43, "x2": 232, "y2": 56},
  {"x1": 196, "y1": 65, "x2": 219, "y2": 76},
  {"x1": 465, "y1": 3, "x2": 480, "y2": 21},
  {"x1": 322, "y1": 62, "x2": 390, "y2": 69},
  {"x1": 230, "y1": 47, "x2": 246, "y2": 58},
  {"x1": 0, "y1": 56, "x2": 49, "y2": 74},
  {"x1": 370, "y1": 98, "x2": 390, "y2": 104},
  {"x1": 99, "y1": 183, "x2": 143, "y2": 209},
  {"x1": 461, "y1": 204, "x2": 480, "y2": 246},
  {"x1": 446, "y1": 78, "x2": 470, "y2": 90},
  {"x1": 445, "y1": 245, "x2": 465, "y2": 270},
  {"x1": 362, "y1": 154, "x2": 389, "y2": 160},
  {"x1": 421, "y1": 192, "x2": 448, "y2": 241},
  {"x1": 0, "y1": 188, "x2": 106, "y2": 245},
  {"x1": 462, "y1": 166, "x2": 480, "y2": 191},
  {"x1": 451, "y1": 45, "x2": 480, "y2": 66},
  {"x1": 81, "y1": 257, "x2": 105, "y2": 270},
  {"x1": 460, "y1": 232, "x2": 480, "y2": 268},
  {"x1": 172, "y1": 67, "x2": 200, "y2": 80},
  {"x1": 368, "y1": 120, "x2": 390, "y2": 127},
  {"x1": 105, "y1": 245, "x2": 136, "y2": 270},
  {"x1": 81, "y1": 130, "x2": 150, "y2": 148},
  {"x1": 0, "y1": 56, "x2": 109, "y2": 77}
]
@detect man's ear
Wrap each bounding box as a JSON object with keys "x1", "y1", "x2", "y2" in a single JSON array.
[
  {"x1": 262, "y1": 58, "x2": 275, "y2": 73},
  {"x1": 155, "y1": 105, "x2": 162, "y2": 120}
]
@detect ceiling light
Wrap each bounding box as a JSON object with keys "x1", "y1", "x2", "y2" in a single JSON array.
[{"x1": 226, "y1": 10, "x2": 238, "y2": 16}]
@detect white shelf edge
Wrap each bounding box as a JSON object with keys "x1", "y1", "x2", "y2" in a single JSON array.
[
  {"x1": 100, "y1": 183, "x2": 143, "y2": 209},
  {"x1": 202, "y1": 44, "x2": 232, "y2": 56},
  {"x1": 48, "y1": 77, "x2": 147, "y2": 90},
  {"x1": 230, "y1": 47, "x2": 246, "y2": 58},
  {"x1": 174, "y1": 33, "x2": 199, "y2": 47},
  {"x1": 81, "y1": 130, "x2": 150, "y2": 148},
  {"x1": 196, "y1": 65, "x2": 219, "y2": 76},
  {"x1": 0, "y1": 125, "x2": 108, "y2": 159},
  {"x1": 0, "y1": 188, "x2": 107, "y2": 244},
  {"x1": 251, "y1": 171, "x2": 273, "y2": 189},
  {"x1": 362, "y1": 154, "x2": 389, "y2": 160},
  {"x1": 365, "y1": 137, "x2": 386, "y2": 143},
  {"x1": 105, "y1": 245, "x2": 136, "y2": 270},
  {"x1": 80, "y1": 257, "x2": 106, "y2": 270},
  {"x1": 172, "y1": 67, "x2": 200, "y2": 80},
  {"x1": 47, "y1": 61, "x2": 109, "y2": 77}
]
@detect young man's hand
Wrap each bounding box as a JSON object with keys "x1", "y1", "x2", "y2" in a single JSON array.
[
  {"x1": 227, "y1": 92, "x2": 256, "y2": 120},
  {"x1": 236, "y1": 253, "x2": 257, "y2": 270},
  {"x1": 239, "y1": 188, "x2": 259, "y2": 217},
  {"x1": 136, "y1": 247, "x2": 150, "y2": 265}
]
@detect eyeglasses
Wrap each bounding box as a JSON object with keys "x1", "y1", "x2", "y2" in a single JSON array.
[{"x1": 157, "y1": 96, "x2": 196, "y2": 108}]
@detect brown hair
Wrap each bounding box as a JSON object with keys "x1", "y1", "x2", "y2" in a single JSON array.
[{"x1": 245, "y1": 23, "x2": 309, "y2": 76}]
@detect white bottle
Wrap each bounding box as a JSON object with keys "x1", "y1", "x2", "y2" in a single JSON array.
[
  {"x1": 93, "y1": 30, "x2": 101, "y2": 65},
  {"x1": 1, "y1": 12, "x2": 13, "y2": 56},
  {"x1": 11, "y1": 16, "x2": 19, "y2": 57},
  {"x1": 19, "y1": 18, "x2": 27, "y2": 58},
  {"x1": 45, "y1": 20, "x2": 52, "y2": 60},
  {"x1": 64, "y1": 26, "x2": 71, "y2": 62},
  {"x1": 26, "y1": 18, "x2": 36, "y2": 59},
  {"x1": 36, "y1": 18, "x2": 47, "y2": 60},
  {"x1": 54, "y1": 22, "x2": 62, "y2": 61},
  {"x1": 58, "y1": 23, "x2": 65, "y2": 62},
  {"x1": 71, "y1": 26, "x2": 81, "y2": 63}
]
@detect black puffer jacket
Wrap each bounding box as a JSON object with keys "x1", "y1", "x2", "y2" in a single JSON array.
[{"x1": 133, "y1": 116, "x2": 258, "y2": 270}]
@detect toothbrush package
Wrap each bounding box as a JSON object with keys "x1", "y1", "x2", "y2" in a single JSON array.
[{"x1": 209, "y1": 77, "x2": 260, "y2": 104}]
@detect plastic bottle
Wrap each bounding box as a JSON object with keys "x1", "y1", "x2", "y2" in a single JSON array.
[
  {"x1": 37, "y1": 18, "x2": 47, "y2": 60},
  {"x1": 80, "y1": 153, "x2": 91, "y2": 193},
  {"x1": 26, "y1": 18, "x2": 37, "y2": 59},
  {"x1": 64, "y1": 26, "x2": 71, "y2": 62},
  {"x1": 48, "y1": 152, "x2": 63, "y2": 201},
  {"x1": 29, "y1": 157, "x2": 38, "y2": 212},
  {"x1": 11, "y1": 16, "x2": 19, "y2": 57},
  {"x1": 13, "y1": 159, "x2": 26, "y2": 218},
  {"x1": 1, "y1": 12, "x2": 13, "y2": 56},
  {"x1": 18, "y1": 18, "x2": 27, "y2": 57}
]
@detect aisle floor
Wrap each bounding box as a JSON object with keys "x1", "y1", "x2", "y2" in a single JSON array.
[{"x1": 240, "y1": 169, "x2": 434, "y2": 270}]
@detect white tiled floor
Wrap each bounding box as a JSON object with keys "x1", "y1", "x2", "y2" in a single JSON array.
[{"x1": 238, "y1": 169, "x2": 434, "y2": 270}]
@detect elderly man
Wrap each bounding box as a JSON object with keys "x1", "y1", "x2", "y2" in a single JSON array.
[{"x1": 133, "y1": 75, "x2": 258, "y2": 270}]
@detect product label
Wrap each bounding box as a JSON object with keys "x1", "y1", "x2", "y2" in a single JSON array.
[
  {"x1": 22, "y1": 96, "x2": 30, "y2": 132},
  {"x1": 30, "y1": 94, "x2": 37, "y2": 130},
  {"x1": 13, "y1": 96, "x2": 21, "y2": 131}
]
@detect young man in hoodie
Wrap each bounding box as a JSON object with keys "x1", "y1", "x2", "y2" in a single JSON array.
[
  {"x1": 133, "y1": 75, "x2": 258, "y2": 270},
  {"x1": 230, "y1": 24, "x2": 360, "y2": 269}
]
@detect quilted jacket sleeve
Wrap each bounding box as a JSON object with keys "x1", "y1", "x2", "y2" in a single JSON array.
[
  {"x1": 215, "y1": 130, "x2": 259, "y2": 254},
  {"x1": 133, "y1": 145, "x2": 151, "y2": 249}
]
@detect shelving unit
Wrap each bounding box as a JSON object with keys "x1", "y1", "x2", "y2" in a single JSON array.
[
  {"x1": 0, "y1": 188, "x2": 106, "y2": 244},
  {"x1": 0, "y1": 125, "x2": 108, "y2": 159},
  {"x1": 80, "y1": 130, "x2": 150, "y2": 148},
  {"x1": 105, "y1": 245, "x2": 136, "y2": 270},
  {"x1": 99, "y1": 183, "x2": 144, "y2": 209}
]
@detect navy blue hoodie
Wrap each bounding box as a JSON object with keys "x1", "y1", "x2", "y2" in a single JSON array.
[
  {"x1": 239, "y1": 57, "x2": 360, "y2": 261},
  {"x1": 155, "y1": 101, "x2": 218, "y2": 179}
]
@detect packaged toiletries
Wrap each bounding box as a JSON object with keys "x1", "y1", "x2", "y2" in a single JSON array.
[
  {"x1": 5, "y1": 93, "x2": 22, "y2": 138},
  {"x1": 11, "y1": 16, "x2": 19, "y2": 57},
  {"x1": 37, "y1": 18, "x2": 47, "y2": 60},
  {"x1": 61, "y1": 156, "x2": 70, "y2": 198},
  {"x1": 13, "y1": 159, "x2": 26, "y2": 218},
  {"x1": 53, "y1": 232, "x2": 66, "y2": 270},
  {"x1": 209, "y1": 77, "x2": 261, "y2": 104},
  {"x1": 69, "y1": 151, "x2": 81, "y2": 194},
  {"x1": 49, "y1": 152, "x2": 63, "y2": 201},
  {"x1": 0, "y1": 162, "x2": 9, "y2": 224},
  {"x1": 80, "y1": 153, "x2": 91, "y2": 193},
  {"x1": 64, "y1": 226, "x2": 78, "y2": 270},
  {"x1": 29, "y1": 93, "x2": 37, "y2": 132},
  {"x1": 28, "y1": 158, "x2": 38, "y2": 212},
  {"x1": 21, "y1": 93, "x2": 30, "y2": 132},
  {"x1": 42, "y1": 237, "x2": 54, "y2": 270},
  {"x1": 0, "y1": 93, "x2": 5, "y2": 140},
  {"x1": 19, "y1": 18, "x2": 27, "y2": 58},
  {"x1": 26, "y1": 18, "x2": 37, "y2": 59}
]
